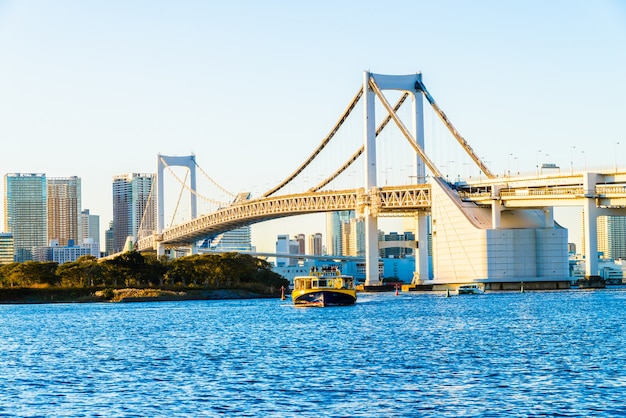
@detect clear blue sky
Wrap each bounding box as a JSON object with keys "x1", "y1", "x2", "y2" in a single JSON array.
[{"x1": 1, "y1": 1, "x2": 625, "y2": 252}]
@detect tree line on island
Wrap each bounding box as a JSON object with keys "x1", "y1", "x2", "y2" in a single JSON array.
[{"x1": 0, "y1": 252, "x2": 289, "y2": 296}]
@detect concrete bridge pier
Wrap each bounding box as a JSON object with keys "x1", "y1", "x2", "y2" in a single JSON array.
[{"x1": 583, "y1": 172, "x2": 601, "y2": 278}]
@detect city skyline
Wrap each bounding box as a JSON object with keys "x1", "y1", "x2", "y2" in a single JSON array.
[{"x1": 0, "y1": 1, "x2": 624, "y2": 252}]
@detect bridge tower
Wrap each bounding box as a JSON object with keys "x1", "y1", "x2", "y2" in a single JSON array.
[
  {"x1": 156, "y1": 154, "x2": 198, "y2": 255},
  {"x1": 363, "y1": 72, "x2": 429, "y2": 286}
]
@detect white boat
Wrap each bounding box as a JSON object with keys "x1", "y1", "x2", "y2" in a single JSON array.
[{"x1": 457, "y1": 284, "x2": 484, "y2": 295}]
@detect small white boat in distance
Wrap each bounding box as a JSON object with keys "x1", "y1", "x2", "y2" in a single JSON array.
[{"x1": 457, "y1": 284, "x2": 484, "y2": 295}]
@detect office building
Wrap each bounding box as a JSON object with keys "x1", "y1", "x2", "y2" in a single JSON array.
[
  {"x1": 308, "y1": 232, "x2": 323, "y2": 255},
  {"x1": 0, "y1": 233, "x2": 14, "y2": 264},
  {"x1": 340, "y1": 217, "x2": 365, "y2": 257},
  {"x1": 80, "y1": 209, "x2": 100, "y2": 245},
  {"x1": 209, "y1": 226, "x2": 253, "y2": 251},
  {"x1": 104, "y1": 221, "x2": 114, "y2": 256},
  {"x1": 4, "y1": 173, "x2": 47, "y2": 262},
  {"x1": 34, "y1": 238, "x2": 100, "y2": 264},
  {"x1": 48, "y1": 176, "x2": 81, "y2": 247},
  {"x1": 597, "y1": 216, "x2": 626, "y2": 260},
  {"x1": 326, "y1": 210, "x2": 355, "y2": 256},
  {"x1": 112, "y1": 173, "x2": 155, "y2": 253}
]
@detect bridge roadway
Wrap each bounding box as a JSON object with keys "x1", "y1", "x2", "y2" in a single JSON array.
[
  {"x1": 136, "y1": 185, "x2": 431, "y2": 251},
  {"x1": 136, "y1": 169, "x2": 626, "y2": 253}
]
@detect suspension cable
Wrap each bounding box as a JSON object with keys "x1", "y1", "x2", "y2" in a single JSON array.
[
  {"x1": 262, "y1": 86, "x2": 364, "y2": 197},
  {"x1": 169, "y1": 169, "x2": 189, "y2": 227},
  {"x1": 194, "y1": 160, "x2": 236, "y2": 198},
  {"x1": 414, "y1": 78, "x2": 495, "y2": 179},
  {"x1": 309, "y1": 92, "x2": 409, "y2": 192},
  {"x1": 160, "y1": 157, "x2": 229, "y2": 207},
  {"x1": 369, "y1": 76, "x2": 443, "y2": 178}
]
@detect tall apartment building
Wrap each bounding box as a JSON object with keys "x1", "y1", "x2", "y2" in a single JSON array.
[
  {"x1": 581, "y1": 212, "x2": 626, "y2": 260},
  {"x1": 112, "y1": 173, "x2": 155, "y2": 253},
  {"x1": 597, "y1": 216, "x2": 626, "y2": 260},
  {"x1": 4, "y1": 173, "x2": 48, "y2": 262},
  {"x1": 308, "y1": 232, "x2": 323, "y2": 255},
  {"x1": 340, "y1": 217, "x2": 365, "y2": 257},
  {"x1": 295, "y1": 233, "x2": 305, "y2": 254},
  {"x1": 47, "y1": 176, "x2": 81, "y2": 247},
  {"x1": 80, "y1": 209, "x2": 100, "y2": 245},
  {"x1": 326, "y1": 211, "x2": 355, "y2": 256}
]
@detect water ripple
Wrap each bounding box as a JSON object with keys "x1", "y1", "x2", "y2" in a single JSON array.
[{"x1": 2, "y1": 291, "x2": 626, "y2": 416}]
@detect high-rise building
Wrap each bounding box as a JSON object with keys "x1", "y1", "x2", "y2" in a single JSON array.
[
  {"x1": 105, "y1": 221, "x2": 114, "y2": 256},
  {"x1": 209, "y1": 226, "x2": 252, "y2": 251},
  {"x1": 275, "y1": 234, "x2": 290, "y2": 267},
  {"x1": 80, "y1": 209, "x2": 100, "y2": 245},
  {"x1": 0, "y1": 233, "x2": 14, "y2": 264},
  {"x1": 308, "y1": 232, "x2": 323, "y2": 255},
  {"x1": 326, "y1": 211, "x2": 355, "y2": 256},
  {"x1": 4, "y1": 173, "x2": 48, "y2": 262},
  {"x1": 295, "y1": 233, "x2": 305, "y2": 254},
  {"x1": 48, "y1": 176, "x2": 81, "y2": 247},
  {"x1": 112, "y1": 173, "x2": 155, "y2": 253},
  {"x1": 597, "y1": 216, "x2": 626, "y2": 260},
  {"x1": 340, "y1": 217, "x2": 365, "y2": 257}
]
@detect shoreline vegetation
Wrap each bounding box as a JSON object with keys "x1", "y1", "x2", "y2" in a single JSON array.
[{"x1": 0, "y1": 252, "x2": 288, "y2": 304}]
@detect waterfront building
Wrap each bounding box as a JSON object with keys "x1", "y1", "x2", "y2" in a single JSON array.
[
  {"x1": 380, "y1": 231, "x2": 416, "y2": 258},
  {"x1": 0, "y1": 233, "x2": 14, "y2": 264},
  {"x1": 33, "y1": 238, "x2": 100, "y2": 264},
  {"x1": 326, "y1": 210, "x2": 355, "y2": 256},
  {"x1": 80, "y1": 209, "x2": 100, "y2": 246},
  {"x1": 112, "y1": 173, "x2": 155, "y2": 253},
  {"x1": 4, "y1": 173, "x2": 47, "y2": 262},
  {"x1": 48, "y1": 176, "x2": 81, "y2": 247},
  {"x1": 308, "y1": 232, "x2": 323, "y2": 256}
]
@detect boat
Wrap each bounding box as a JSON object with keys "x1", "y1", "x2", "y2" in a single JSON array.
[
  {"x1": 457, "y1": 284, "x2": 484, "y2": 295},
  {"x1": 291, "y1": 266, "x2": 357, "y2": 307}
]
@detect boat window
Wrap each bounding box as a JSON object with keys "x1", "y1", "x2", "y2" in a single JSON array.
[
  {"x1": 318, "y1": 279, "x2": 327, "y2": 287},
  {"x1": 312, "y1": 280, "x2": 318, "y2": 288},
  {"x1": 327, "y1": 279, "x2": 333, "y2": 288}
]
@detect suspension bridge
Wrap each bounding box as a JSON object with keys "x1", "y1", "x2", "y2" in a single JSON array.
[{"x1": 128, "y1": 71, "x2": 626, "y2": 288}]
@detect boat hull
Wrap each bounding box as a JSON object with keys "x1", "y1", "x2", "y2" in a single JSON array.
[{"x1": 292, "y1": 289, "x2": 356, "y2": 307}]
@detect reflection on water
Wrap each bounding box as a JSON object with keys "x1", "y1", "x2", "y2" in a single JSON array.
[{"x1": 1, "y1": 290, "x2": 626, "y2": 416}]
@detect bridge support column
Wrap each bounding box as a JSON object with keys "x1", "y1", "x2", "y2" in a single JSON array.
[
  {"x1": 363, "y1": 71, "x2": 381, "y2": 286},
  {"x1": 491, "y1": 185, "x2": 503, "y2": 229},
  {"x1": 412, "y1": 214, "x2": 430, "y2": 283},
  {"x1": 156, "y1": 242, "x2": 166, "y2": 258},
  {"x1": 583, "y1": 173, "x2": 600, "y2": 278}
]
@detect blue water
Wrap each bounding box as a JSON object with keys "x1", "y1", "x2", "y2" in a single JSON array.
[{"x1": 1, "y1": 290, "x2": 626, "y2": 417}]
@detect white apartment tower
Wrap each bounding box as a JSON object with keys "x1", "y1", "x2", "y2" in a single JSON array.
[{"x1": 112, "y1": 173, "x2": 156, "y2": 253}]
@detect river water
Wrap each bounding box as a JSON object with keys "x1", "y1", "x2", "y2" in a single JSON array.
[{"x1": 1, "y1": 289, "x2": 626, "y2": 417}]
